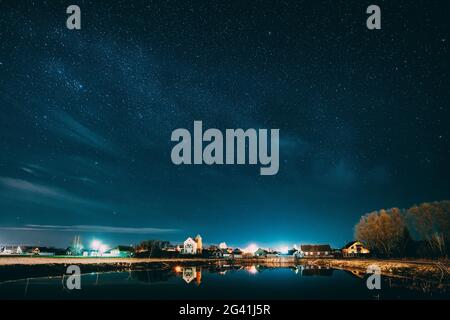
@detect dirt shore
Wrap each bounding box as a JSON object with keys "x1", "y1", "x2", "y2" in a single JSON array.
[
  {"x1": 0, "y1": 256, "x2": 448, "y2": 283},
  {"x1": 306, "y1": 258, "x2": 450, "y2": 283}
]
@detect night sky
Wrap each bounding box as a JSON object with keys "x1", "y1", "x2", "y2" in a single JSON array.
[{"x1": 0, "y1": 0, "x2": 449, "y2": 249}]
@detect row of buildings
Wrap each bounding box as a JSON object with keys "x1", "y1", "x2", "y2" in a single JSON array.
[
  {"x1": 0, "y1": 245, "x2": 134, "y2": 257},
  {"x1": 0, "y1": 233, "x2": 370, "y2": 258},
  {"x1": 176, "y1": 235, "x2": 370, "y2": 258}
]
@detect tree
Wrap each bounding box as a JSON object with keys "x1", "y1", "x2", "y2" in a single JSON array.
[
  {"x1": 407, "y1": 201, "x2": 450, "y2": 258},
  {"x1": 355, "y1": 207, "x2": 409, "y2": 257},
  {"x1": 136, "y1": 240, "x2": 171, "y2": 257}
]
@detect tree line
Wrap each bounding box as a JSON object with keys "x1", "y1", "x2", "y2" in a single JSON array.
[{"x1": 355, "y1": 200, "x2": 450, "y2": 258}]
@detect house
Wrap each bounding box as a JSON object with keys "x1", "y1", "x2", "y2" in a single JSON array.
[
  {"x1": 28, "y1": 247, "x2": 65, "y2": 256},
  {"x1": 0, "y1": 246, "x2": 24, "y2": 255},
  {"x1": 254, "y1": 248, "x2": 269, "y2": 257},
  {"x1": 210, "y1": 248, "x2": 222, "y2": 257},
  {"x1": 183, "y1": 237, "x2": 198, "y2": 254},
  {"x1": 232, "y1": 248, "x2": 243, "y2": 259},
  {"x1": 0, "y1": 247, "x2": 13, "y2": 255},
  {"x1": 103, "y1": 245, "x2": 135, "y2": 257},
  {"x1": 212, "y1": 248, "x2": 232, "y2": 258},
  {"x1": 82, "y1": 249, "x2": 98, "y2": 257},
  {"x1": 342, "y1": 241, "x2": 370, "y2": 257},
  {"x1": 299, "y1": 244, "x2": 333, "y2": 258},
  {"x1": 182, "y1": 235, "x2": 203, "y2": 255}
]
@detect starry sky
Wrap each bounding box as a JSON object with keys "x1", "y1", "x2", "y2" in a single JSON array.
[{"x1": 0, "y1": 0, "x2": 449, "y2": 249}]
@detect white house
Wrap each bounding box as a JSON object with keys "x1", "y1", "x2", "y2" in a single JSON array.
[
  {"x1": 183, "y1": 237, "x2": 198, "y2": 254},
  {"x1": 0, "y1": 248, "x2": 13, "y2": 255},
  {"x1": 0, "y1": 246, "x2": 24, "y2": 255},
  {"x1": 102, "y1": 246, "x2": 134, "y2": 257}
]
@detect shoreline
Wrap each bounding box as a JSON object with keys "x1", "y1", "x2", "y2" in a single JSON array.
[
  {"x1": 0, "y1": 256, "x2": 448, "y2": 284},
  {"x1": 0, "y1": 256, "x2": 221, "y2": 266},
  {"x1": 307, "y1": 258, "x2": 450, "y2": 283}
]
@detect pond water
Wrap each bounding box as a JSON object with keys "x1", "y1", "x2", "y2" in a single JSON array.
[{"x1": 0, "y1": 265, "x2": 448, "y2": 300}]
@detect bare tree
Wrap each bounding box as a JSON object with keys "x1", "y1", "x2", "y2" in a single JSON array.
[
  {"x1": 136, "y1": 240, "x2": 171, "y2": 257},
  {"x1": 355, "y1": 207, "x2": 408, "y2": 257},
  {"x1": 407, "y1": 201, "x2": 450, "y2": 258}
]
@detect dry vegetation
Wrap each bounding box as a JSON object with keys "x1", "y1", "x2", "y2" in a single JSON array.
[{"x1": 308, "y1": 258, "x2": 450, "y2": 282}]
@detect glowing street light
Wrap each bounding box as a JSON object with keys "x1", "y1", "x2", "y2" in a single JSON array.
[
  {"x1": 244, "y1": 243, "x2": 258, "y2": 254},
  {"x1": 91, "y1": 240, "x2": 101, "y2": 250},
  {"x1": 175, "y1": 266, "x2": 182, "y2": 273},
  {"x1": 99, "y1": 244, "x2": 108, "y2": 254}
]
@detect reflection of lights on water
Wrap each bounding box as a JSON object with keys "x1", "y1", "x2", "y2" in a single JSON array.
[
  {"x1": 247, "y1": 265, "x2": 258, "y2": 274},
  {"x1": 175, "y1": 266, "x2": 182, "y2": 273}
]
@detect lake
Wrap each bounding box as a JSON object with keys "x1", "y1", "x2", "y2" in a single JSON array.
[{"x1": 0, "y1": 265, "x2": 448, "y2": 300}]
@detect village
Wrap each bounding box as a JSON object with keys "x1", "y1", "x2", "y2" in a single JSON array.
[{"x1": 0, "y1": 233, "x2": 370, "y2": 260}]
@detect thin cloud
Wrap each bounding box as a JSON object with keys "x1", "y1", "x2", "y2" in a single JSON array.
[
  {"x1": 23, "y1": 163, "x2": 98, "y2": 185},
  {"x1": 51, "y1": 111, "x2": 118, "y2": 155},
  {"x1": 0, "y1": 176, "x2": 107, "y2": 210},
  {"x1": 0, "y1": 224, "x2": 178, "y2": 234},
  {"x1": 21, "y1": 167, "x2": 35, "y2": 174}
]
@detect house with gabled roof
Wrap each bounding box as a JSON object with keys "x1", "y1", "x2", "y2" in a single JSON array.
[
  {"x1": 254, "y1": 248, "x2": 269, "y2": 257},
  {"x1": 103, "y1": 245, "x2": 135, "y2": 257},
  {"x1": 181, "y1": 235, "x2": 203, "y2": 255},
  {"x1": 299, "y1": 244, "x2": 333, "y2": 258},
  {"x1": 342, "y1": 241, "x2": 370, "y2": 257}
]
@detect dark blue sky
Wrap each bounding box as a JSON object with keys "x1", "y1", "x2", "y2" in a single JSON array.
[{"x1": 0, "y1": 0, "x2": 449, "y2": 249}]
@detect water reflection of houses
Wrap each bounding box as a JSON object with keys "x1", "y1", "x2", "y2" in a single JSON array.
[
  {"x1": 175, "y1": 266, "x2": 202, "y2": 285},
  {"x1": 295, "y1": 265, "x2": 334, "y2": 276}
]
